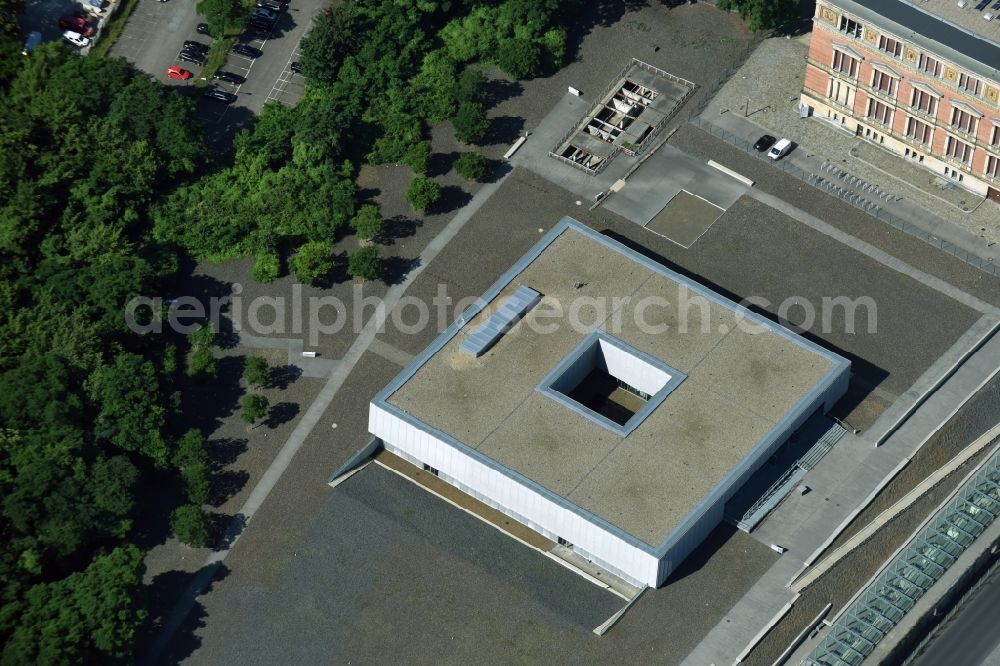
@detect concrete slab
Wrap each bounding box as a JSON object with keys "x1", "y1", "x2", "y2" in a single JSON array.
[
  {"x1": 604, "y1": 145, "x2": 749, "y2": 225},
  {"x1": 645, "y1": 191, "x2": 724, "y2": 248}
]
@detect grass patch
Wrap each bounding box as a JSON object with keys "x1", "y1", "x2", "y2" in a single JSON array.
[
  {"x1": 90, "y1": 0, "x2": 141, "y2": 58},
  {"x1": 194, "y1": 37, "x2": 238, "y2": 89}
]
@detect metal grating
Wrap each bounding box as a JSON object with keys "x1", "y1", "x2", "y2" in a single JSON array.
[
  {"x1": 459, "y1": 286, "x2": 541, "y2": 357},
  {"x1": 803, "y1": 449, "x2": 1000, "y2": 665}
]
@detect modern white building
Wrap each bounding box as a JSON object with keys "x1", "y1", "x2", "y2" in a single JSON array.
[{"x1": 366, "y1": 219, "x2": 850, "y2": 588}]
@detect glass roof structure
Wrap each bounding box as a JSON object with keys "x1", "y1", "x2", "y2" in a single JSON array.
[{"x1": 804, "y1": 448, "x2": 1000, "y2": 666}]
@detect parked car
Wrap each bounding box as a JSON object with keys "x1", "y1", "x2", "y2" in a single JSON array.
[
  {"x1": 178, "y1": 50, "x2": 205, "y2": 65},
  {"x1": 62, "y1": 31, "x2": 91, "y2": 47},
  {"x1": 753, "y1": 135, "x2": 776, "y2": 152},
  {"x1": 250, "y1": 18, "x2": 274, "y2": 30},
  {"x1": 231, "y1": 43, "x2": 262, "y2": 58},
  {"x1": 183, "y1": 40, "x2": 210, "y2": 53},
  {"x1": 256, "y1": 0, "x2": 286, "y2": 12},
  {"x1": 213, "y1": 70, "x2": 245, "y2": 85},
  {"x1": 289, "y1": 61, "x2": 302, "y2": 74},
  {"x1": 196, "y1": 23, "x2": 211, "y2": 35},
  {"x1": 251, "y1": 7, "x2": 278, "y2": 21},
  {"x1": 58, "y1": 16, "x2": 94, "y2": 37},
  {"x1": 767, "y1": 138, "x2": 793, "y2": 160},
  {"x1": 203, "y1": 88, "x2": 237, "y2": 104},
  {"x1": 166, "y1": 65, "x2": 192, "y2": 80}
]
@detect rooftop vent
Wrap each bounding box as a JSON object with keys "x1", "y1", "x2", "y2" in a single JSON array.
[{"x1": 459, "y1": 286, "x2": 541, "y2": 357}]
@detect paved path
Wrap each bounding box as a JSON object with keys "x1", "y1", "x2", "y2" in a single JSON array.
[
  {"x1": 704, "y1": 110, "x2": 1000, "y2": 269},
  {"x1": 143, "y1": 168, "x2": 514, "y2": 664},
  {"x1": 681, "y1": 320, "x2": 1000, "y2": 665}
]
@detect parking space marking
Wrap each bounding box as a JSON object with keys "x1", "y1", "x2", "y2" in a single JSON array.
[{"x1": 265, "y1": 42, "x2": 303, "y2": 106}]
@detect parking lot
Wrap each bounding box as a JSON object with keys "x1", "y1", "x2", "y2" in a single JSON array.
[{"x1": 109, "y1": 0, "x2": 319, "y2": 134}]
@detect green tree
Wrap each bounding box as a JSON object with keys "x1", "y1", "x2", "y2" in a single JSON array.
[
  {"x1": 196, "y1": 0, "x2": 249, "y2": 35},
  {"x1": 1, "y1": 545, "x2": 147, "y2": 664},
  {"x1": 187, "y1": 347, "x2": 217, "y2": 380},
  {"x1": 241, "y1": 394, "x2": 270, "y2": 428},
  {"x1": 174, "y1": 429, "x2": 211, "y2": 506},
  {"x1": 186, "y1": 323, "x2": 219, "y2": 379},
  {"x1": 347, "y1": 246, "x2": 380, "y2": 281},
  {"x1": 170, "y1": 505, "x2": 211, "y2": 547},
  {"x1": 289, "y1": 241, "x2": 334, "y2": 286},
  {"x1": 244, "y1": 356, "x2": 269, "y2": 390},
  {"x1": 716, "y1": 0, "x2": 798, "y2": 31},
  {"x1": 87, "y1": 353, "x2": 170, "y2": 466},
  {"x1": 298, "y1": 5, "x2": 358, "y2": 86},
  {"x1": 252, "y1": 252, "x2": 280, "y2": 283},
  {"x1": 452, "y1": 102, "x2": 489, "y2": 144},
  {"x1": 351, "y1": 204, "x2": 384, "y2": 242},
  {"x1": 454, "y1": 152, "x2": 489, "y2": 181},
  {"x1": 494, "y1": 38, "x2": 542, "y2": 80},
  {"x1": 455, "y1": 67, "x2": 487, "y2": 104},
  {"x1": 402, "y1": 139, "x2": 432, "y2": 174},
  {"x1": 405, "y1": 177, "x2": 441, "y2": 213}
]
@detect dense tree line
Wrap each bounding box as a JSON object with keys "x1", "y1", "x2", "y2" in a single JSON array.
[
  {"x1": 0, "y1": 42, "x2": 209, "y2": 663},
  {"x1": 154, "y1": 0, "x2": 579, "y2": 285},
  {"x1": 0, "y1": 1, "x2": 582, "y2": 660}
]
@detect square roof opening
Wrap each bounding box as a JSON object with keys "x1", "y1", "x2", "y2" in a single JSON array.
[{"x1": 538, "y1": 332, "x2": 687, "y2": 436}]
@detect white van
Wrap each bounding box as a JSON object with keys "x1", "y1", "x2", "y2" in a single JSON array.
[{"x1": 767, "y1": 138, "x2": 793, "y2": 160}]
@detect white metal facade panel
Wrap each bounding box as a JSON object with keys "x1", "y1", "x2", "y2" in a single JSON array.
[
  {"x1": 370, "y1": 404, "x2": 661, "y2": 586},
  {"x1": 598, "y1": 338, "x2": 671, "y2": 395}
]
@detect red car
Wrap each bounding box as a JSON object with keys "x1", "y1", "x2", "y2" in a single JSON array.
[
  {"x1": 57, "y1": 16, "x2": 94, "y2": 37},
  {"x1": 166, "y1": 66, "x2": 192, "y2": 80}
]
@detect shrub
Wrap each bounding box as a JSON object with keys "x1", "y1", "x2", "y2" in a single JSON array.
[
  {"x1": 405, "y1": 177, "x2": 441, "y2": 213},
  {"x1": 251, "y1": 252, "x2": 280, "y2": 283},
  {"x1": 454, "y1": 152, "x2": 489, "y2": 181},
  {"x1": 290, "y1": 241, "x2": 334, "y2": 286},
  {"x1": 402, "y1": 140, "x2": 433, "y2": 173},
  {"x1": 241, "y1": 393, "x2": 269, "y2": 426},
  {"x1": 170, "y1": 504, "x2": 211, "y2": 547},
  {"x1": 243, "y1": 355, "x2": 268, "y2": 389},
  {"x1": 452, "y1": 102, "x2": 489, "y2": 144},
  {"x1": 351, "y1": 204, "x2": 384, "y2": 242},
  {"x1": 347, "y1": 246, "x2": 380, "y2": 281},
  {"x1": 455, "y1": 67, "x2": 487, "y2": 104},
  {"x1": 186, "y1": 347, "x2": 217, "y2": 379}
]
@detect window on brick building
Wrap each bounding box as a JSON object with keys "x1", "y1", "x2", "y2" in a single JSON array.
[
  {"x1": 958, "y1": 73, "x2": 983, "y2": 96},
  {"x1": 839, "y1": 16, "x2": 863, "y2": 38},
  {"x1": 906, "y1": 117, "x2": 932, "y2": 145},
  {"x1": 832, "y1": 50, "x2": 859, "y2": 77},
  {"x1": 945, "y1": 136, "x2": 973, "y2": 164},
  {"x1": 871, "y1": 70, "x2": 897, "y2": 97},
  {"x1": 918, "y1": 54, "x2": 942, "y2": 77},
  {"x1": 951, "y1": 107, "x2": 978, "y2": 135},
  {"x1": 867, "y1": 99, "x2": 893, "y2": 125},
  {"x1": 828, "y1": 77, "x2": 852, "y2": 106},
  {"x1": 911, "y1": 88, "x2": 938, "y2": 115},
  {"x1": 878, "y1": 35, "x2": 903, "y2": 58},
  {"x1": 991, "y1": 124, "x2": 1000, "y2": 147},
  {"x1": 986, "y1": 155, "x2": 1000, "y2": 179}
]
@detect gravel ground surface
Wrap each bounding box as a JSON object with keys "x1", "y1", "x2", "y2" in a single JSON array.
[
  {"x1": 668, "y1": 124, "x2": 1000, "y2": 310},
  {"x1": 741, "y1": 376, "x2": 1000, "y2": 666},
  {"x1": 706, "y1": 34, "x2": 1000, "y2": 245}
]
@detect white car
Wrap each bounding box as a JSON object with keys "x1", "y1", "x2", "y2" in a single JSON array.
[
  {"x1": 62, "y1": 30, "x2": 91, "y2": 47},
  {"x1": 767, "y1": 138, "x2": 793, "y2": 160}
]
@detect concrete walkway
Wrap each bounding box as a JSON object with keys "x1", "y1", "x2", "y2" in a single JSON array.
[
  {"x1": 143, "y1": 168, "x2": 514, "y2": 664},
  {"x1": 703, "y1": 109, "x2": 1000, "y2": 269},
  {"x1": 681, "y1": 319, "x2": 1000, "y2": 666}
]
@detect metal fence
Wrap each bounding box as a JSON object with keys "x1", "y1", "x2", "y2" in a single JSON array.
[{"x1": 688, "y1": 116, "x2": 1000, "y2": 278}]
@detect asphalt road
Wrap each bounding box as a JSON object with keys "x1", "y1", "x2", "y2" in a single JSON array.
[{"x1": 912, "y1": 566, "x2": 1000, "y2": 666}]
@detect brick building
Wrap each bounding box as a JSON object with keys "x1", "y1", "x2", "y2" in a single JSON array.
[{"x1": 800, "y1": 0, "x2": 1000, "y2": 203}]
